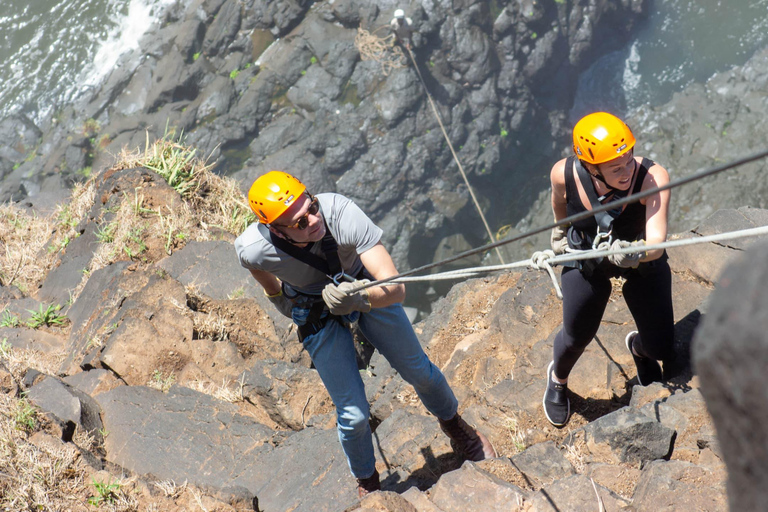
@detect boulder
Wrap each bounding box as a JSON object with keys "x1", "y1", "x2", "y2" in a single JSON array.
[
  {"x1": 577, "y1": 407, "x2": 674, "y2": 465},
  {"x1": 693, "y1": 240, "x2": 768, "y2": 511}
]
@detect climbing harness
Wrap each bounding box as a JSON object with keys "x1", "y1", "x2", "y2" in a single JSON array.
[{"x1": 259, "y1": 218, "x2": 361, "y2": 341}]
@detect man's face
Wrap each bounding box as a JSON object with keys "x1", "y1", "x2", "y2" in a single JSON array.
[{"x1": 271, "y1": 194, "x2": 326, "y2": 244}]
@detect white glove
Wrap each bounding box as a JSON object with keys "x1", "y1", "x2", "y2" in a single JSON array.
[
  {"x1": 550, "y1": 225, "x2": 569, "y2": 255},
  {"x1": 607, "y1": 239, "x2": 646, "y2": 268},
  {"x1": 266, "y1": 290, "x2": 294, "y2": 318},
  {"x1": 322, "y1": 280, "x2": 372, "y2": 316}
]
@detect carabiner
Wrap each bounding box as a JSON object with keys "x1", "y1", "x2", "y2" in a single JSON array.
[
  {"x1": 330, "y1": 272, "x2": 355, "y2": 285},
  {"x1": 592, "y1": 230, "x2": 613, "y2": 250}
]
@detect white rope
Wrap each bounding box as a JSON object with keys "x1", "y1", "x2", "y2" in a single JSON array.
[{"x1": 379, "y1": 225, "x2": 768, "y2": 297}]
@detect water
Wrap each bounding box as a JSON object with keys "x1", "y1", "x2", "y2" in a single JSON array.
[
  {"x1": 571, "y1": 0, "x2": 768, "y2": 121},
  {"x1": 0, "y1": 0, "x2": 178, "y2": 125}
]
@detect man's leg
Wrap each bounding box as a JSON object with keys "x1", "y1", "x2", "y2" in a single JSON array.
[
  {"x1": 358, "y1": 303, "x2": 457, "y2": 420},
  {"x1": 302, "y1": 320, "x2": 376, "y2": 479},
  {"x1": 359, "y1": 304, "x2": 495, "y2": 460}
]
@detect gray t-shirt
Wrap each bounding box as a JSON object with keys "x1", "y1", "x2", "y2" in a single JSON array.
[{"x1": 234, "y1": 193, "x2": 383, "y2": 295}]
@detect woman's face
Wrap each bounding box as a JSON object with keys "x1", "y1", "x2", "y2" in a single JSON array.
[{"x1": 596, "y1": 150, "x2": 635, "y2": 190}]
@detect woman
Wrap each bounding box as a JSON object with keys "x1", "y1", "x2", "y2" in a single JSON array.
[{"x1": 543, "y1": 112, "x2": 675, "y2": 428}]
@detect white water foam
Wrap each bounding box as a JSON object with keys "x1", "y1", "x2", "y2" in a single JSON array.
[{"x1": 81, "y1": 0, "x2": 180, "y2": 88}]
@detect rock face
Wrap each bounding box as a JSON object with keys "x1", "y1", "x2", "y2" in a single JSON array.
[
  {"x1": 693, "y1": 239, "x2": 768, "y2": 512},
  {"x1": 4, "y1": 178, "x2": 752, "y2": 510},
  {"x1": 1, "y1": 0, "x2": 650, "y2": 291}
]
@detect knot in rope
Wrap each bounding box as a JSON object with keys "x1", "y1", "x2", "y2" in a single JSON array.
[{"x1": 529, "y1": 250, "x2": 563, "y2": 299}]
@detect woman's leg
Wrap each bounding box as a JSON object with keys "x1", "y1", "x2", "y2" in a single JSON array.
[
  {"x1": 623, "y1": 259, "x2": 675, "y2": 362},
  {"x1": 553, "y1": 267, "x2": 612, "y2": 379}
]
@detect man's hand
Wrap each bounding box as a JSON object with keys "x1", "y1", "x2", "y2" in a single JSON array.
[
  {"x1": 551, "y1": 225, "x2": 570, "y2": 255},
  {"x1": 266, "y1": 290, "x2": 294, "y2": 318},
  {"x1": 322, "y1": 280, "x2": 372, "y2": 316},
  {"x1": 607, "y1": 239, "x2": 646, "y2": 268}
]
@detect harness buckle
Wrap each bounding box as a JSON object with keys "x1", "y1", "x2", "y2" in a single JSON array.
[{"x1": 592, "y1": 229, "x2": 613, "y2": 250}]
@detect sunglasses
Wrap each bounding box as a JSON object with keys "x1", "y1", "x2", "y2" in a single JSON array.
[{"x1": 275, "y1": 196, "x2": 319, "y2": 230}]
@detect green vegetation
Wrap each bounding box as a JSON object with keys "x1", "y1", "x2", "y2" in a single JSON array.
[
  {"x1": 229, "y1": 68, "x2": 240, "y2": 80},
  {"x1": 150, "y1": 370, "x2": 176, "y2": 392},
  {"x1": 14, "y1": 397, "x2": 37, "y2": 432},
  {"x1": 88, "y1": 478, "x2": 121, "y2": 506},
  {"x1": 500, "y1": 123, "x2": 509, "y2": 138},
  {"x1": 26, "y1": 304, "x2": 67, "y2": 329},
  {"x1": 0, "y1": 310, "x2": 21, "y2": 328},
  {"x1": 193, "y1": 52, "x2": 201, "y2": 61},
  {"x1": 310, "y1": 55, "x2": 317, "y2": 65}
]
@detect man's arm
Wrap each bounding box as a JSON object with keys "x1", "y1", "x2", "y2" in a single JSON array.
[
  {"x1": 358, "y1": 242, "x2": 406, "y2": 308},
  {"x1": 249, "y1": 268, "x2": 282, "y2": 296}
]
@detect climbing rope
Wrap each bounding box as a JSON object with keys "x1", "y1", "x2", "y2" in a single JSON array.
[
  {"x1": 355, "y1": 27, "x2": 406, "y2": 76},
  {"x1": 389, "y1": 224, "x2": 768, "y2": 299},
  {"x1": 346, "y1": 148, "x2": 768, "y2": 294},
  {"x1": 403, "y1": 44, "x2": 506, "y2": 265}
]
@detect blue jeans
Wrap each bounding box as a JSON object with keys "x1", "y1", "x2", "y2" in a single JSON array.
[{"x1": 300, "y1": 303, "x2": 458, "y2": 479}]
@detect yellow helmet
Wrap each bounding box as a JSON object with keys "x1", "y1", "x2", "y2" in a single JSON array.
[
  {"x1": 247, "y1": 171, "x2": 306, "y2": 224},
  {"x1": 572, "y1": 112, "x2": 636, "y2": 165}
]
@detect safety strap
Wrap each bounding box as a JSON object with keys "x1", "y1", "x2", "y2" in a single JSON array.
[
  {"x1": 263, "y1": 220, "x2": 343, "y2": 278},
  {"x1": 574, "y1": 159, "x2": 617, "y2": 247}
]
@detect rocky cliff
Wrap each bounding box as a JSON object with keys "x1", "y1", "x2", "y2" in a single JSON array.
[
  {"x1": 1, "y1": 0, "x2": 650, "y2": 288},
  {"x1": 3, "y1": 156, "x2": 765, "y2": 509}
]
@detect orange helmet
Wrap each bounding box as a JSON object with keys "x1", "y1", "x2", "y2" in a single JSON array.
[
  {"x1": 247, "y1": 171, "x2": 307, "y2": 224},
  {"x1": 572, "y1": 112, "x2": 636, "y2": 165}
]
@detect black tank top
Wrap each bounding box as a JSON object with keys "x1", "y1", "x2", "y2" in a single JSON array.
[{"x1": 564, "y1": 156, "x2": 653, "y2": 244}]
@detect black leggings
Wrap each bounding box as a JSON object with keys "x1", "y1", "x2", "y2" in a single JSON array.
[{"x1": 552, "y1": 258, "x2": 675, "y2": 380}]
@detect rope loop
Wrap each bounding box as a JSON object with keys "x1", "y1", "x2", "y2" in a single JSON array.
[{"x1": 529, "y1": 250, "x2": 563, "y2": 299}]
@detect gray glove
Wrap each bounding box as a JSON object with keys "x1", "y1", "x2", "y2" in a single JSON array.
[
  {"x1": 322, "y1": 280, "x2": 372, "y2": 316},
  {"x1": 551, "y1": 225, "x2": 570, "y2": 255},
  {"x1": 266, "y1": 290, "x2": 294, "y2": 318},
  {"x1": 607, "y1": 239, "x2": 646, "y2": 268}
]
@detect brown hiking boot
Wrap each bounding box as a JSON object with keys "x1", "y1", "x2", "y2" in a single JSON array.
[
  {"x1": 439, "y1": 414, "x2": 497, "y2": 461},
  {"x1": 356, "y1": 469, "x2": 381, "y2": 498}
]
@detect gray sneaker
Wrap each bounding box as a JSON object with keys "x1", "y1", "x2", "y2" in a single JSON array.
[{"x1": 543, "y1": 361, "x2": 570, "y2": 427}]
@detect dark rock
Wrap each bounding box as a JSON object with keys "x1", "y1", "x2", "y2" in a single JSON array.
[
  {"x1": 0, "y1": 327, "x2": 66, "y2": 355},
  {"x1": 239, "y1": 359, "x2": 333, "y2": 429},
  {"x1": 429, "y1": 461, "x2": 528, "y2": 512},
  {"x1": 96, "y1": 385, "x2": 274, "y2": 492},
  {"x1": 64, "y1": 368, "x2": 123, "y2": 396},
  {"x1": 27, "y1": 375, "x2": 104, "y2": 441},
  {"x1": 202, "y1": 0, "x2": 242, "y2": 57},
  {"x1": 631, "y1": 460, "x2": 727, "y2": 511},
  {"x1": 693, "y1": 240, "x2": 768, "y2": 512},
  {"x1": 245, "y1": 427, "x2": 359, "y2": 512},
  {"x1": 510, "y1": 441, "x2": 575, "y2": 489},
  {"x1": 372, "y1": 409, "x2": 451, "y2": 476},
  {"x1": 577, "y1": 406, "x2": 675, "y2": 465},
  {"x1": 531, "y1": 474, "x2": 630, "y2": 511},
  {"x1": 155, "y1": 240, "x2": 260, "y2": 300},
  {"x1": 345, "y1": 491, "x2": 418, "y2": 512},
  {"x1": 38, "y1": 228, "x2": 99, "y2": 307}
]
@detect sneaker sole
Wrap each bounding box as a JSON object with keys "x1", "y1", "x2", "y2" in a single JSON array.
[{"x1": 543, "y1": 361, "x2": 570, "y2": 428}]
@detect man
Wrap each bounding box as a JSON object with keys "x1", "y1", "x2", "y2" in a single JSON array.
[
  {"x1": 235, "y1": 171, "x2": 496, "y2": 497},
  {"x1": 390, "y1": 9, "x2": 414, "y2": 48}
]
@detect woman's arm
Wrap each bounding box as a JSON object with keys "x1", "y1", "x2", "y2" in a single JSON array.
[
  {"x1": 550, "y1": 159, "x2": 568, "y2": 222},
  {"x1": 640, "y1": 163, "x2": 671, "y2": 261}
]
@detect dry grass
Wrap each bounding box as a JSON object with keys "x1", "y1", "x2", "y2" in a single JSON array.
[{"x1": 0, "y1": 181, "x2": 95, "y2": 296}]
